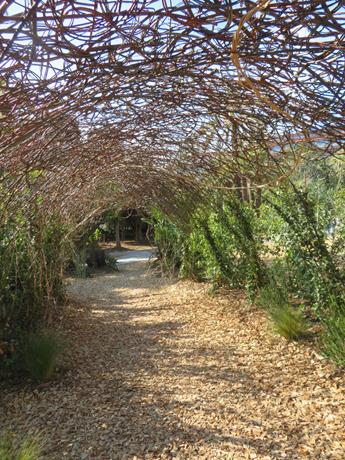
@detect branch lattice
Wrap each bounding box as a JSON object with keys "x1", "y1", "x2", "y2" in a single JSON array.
[{"x1": 0, "y1": 0, "x2": 344, "y2": 214}]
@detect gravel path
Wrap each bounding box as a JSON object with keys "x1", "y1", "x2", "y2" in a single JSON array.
[
  {"x1": 110, "y1": 249, "x2": 156, "y2": 265},
  {"x1": 1, "y1": 257, "x2": 344, "y2": 459}
]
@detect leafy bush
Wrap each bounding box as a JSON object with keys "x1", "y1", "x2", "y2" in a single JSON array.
[
  {"x1": 0, "y1": 431, "x2": 42, "y2": 460},
  {"x1": 151, "y1": 195, "x2": 267, "y2": 299},
  {"x1": 148, "y1": 209, "x2": 184, "y2": 274},
  {"x1": 22, "y1": 332, "x2": 64, "y2": 382},
  {"x1": 257, "y1": 283, "x2": 309, "y2": 340},
  {"x1": 322, "y1": 310, "x2": 345, "y2": 366},
  {"x1": 150, "y1": 179, "x2": 345, "y2": 363},
  {"x1": 72, "y1": 250, "x2": 91, "y2": 278},
  {"x1": 105, "y1": 254, "x2": 118, "y2": 271},
  {"x1": 256, "y1": 282, "x2": 288, "y2": 311},
  {"x1": 0, "y1": 207, "x2": 70, "y2": 376},
  {"x1": 263, "y1": 186, "x2": 344, "y2": 315},
  {"x1": 258, "y1": 167, "x2": 345, "y2": 360},
  {"x1": 269, "y1": 305, "x2": 309, "y2": 341}
]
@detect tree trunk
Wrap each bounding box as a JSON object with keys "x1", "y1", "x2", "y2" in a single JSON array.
[
  {"x1": 232, "y1": 121, "x2": 243, "y2": 200},
  {"x1": 115, "y1": 218, "x2": 121, "y2": 249},
  {"x1": 137, "y1": 220, "x2": 143, "y2": 242},
  {"x1": 255, "y1": 188, "x2": 262, "y2": 215},
  {"x1": 135, "y1": 219, "x2": 140, "y2": 242}
]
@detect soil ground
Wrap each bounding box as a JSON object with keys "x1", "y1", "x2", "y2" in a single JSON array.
[{"x1": 1, "y1": 244, "x2": 344, "y2": 459}]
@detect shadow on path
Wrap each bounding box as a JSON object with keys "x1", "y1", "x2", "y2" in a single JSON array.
[{"x1": 1, "y1": 256, "x2": 343, "y2": 459}]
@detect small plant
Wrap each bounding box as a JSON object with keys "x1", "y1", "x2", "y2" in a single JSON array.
[
  {"x1": 22, "y1": 332, "x2": 64, "y2": 382},
  {"x1": 269, "y1": 305, "x2": 309, "y2": 341},
  {"x1": 256, "y1": 283, "x2": 309, "y2": 340},
  {"x1": 105, "y1": 254, "x2": 118, "y2": 271},
  {"x1": 0, "y1": 431, "x2": 42, "y2": 460},
  {"x1": 256, "y1": 283, "x2": 288, "y2": 311},
  {"x1": 72, "y1": 250, "x2": 91, "y2": 278},
  {"x1": 322, "y1": 312, "x2": 345, "y2": 366}
]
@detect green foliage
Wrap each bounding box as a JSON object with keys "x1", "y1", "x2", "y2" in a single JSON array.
[
  {"x1": 22, "y1": 332, "x2": 64, "y2": 382},
  {"x1": 0, "y1": 431, "x2": 42, "y2": 460},
  {"x1": 148, "y1": 209, "x2": 183, "y2": 274},
  {"x1": 191, "y1": 198, "x2": 267, "y2": 299},
  {"x1": 256, "y1": 283, "x2": 309, "y2": 340},
  {"x1": 74, "y1": 209, "x2": 121, "y2": 248},
  {"x1": 150, "y1": 158, "x2": 345, "y2": 365},
  {"x1": 0, "y1": 207, "x2": 70, "y2": 375},
  {"x1": 322, "y1": 306, "x2": 345, "y2": 366},
  {"x1": 259, "y1": 173, "x2": 345, "y2": 351},
  {"x1": 269, "y1": 305, "x2": 309, "y2": 341},
  {"x1": 262, "y1": 185, "x2": 344, "y2": 314},
  {"x1": 178, "y1": 226, "x2": 206, "y2": 281},
  {"x1": 74, "y1": 226, "x2": 102, "y2": 253},
  {"x1": 105, "y1": 254, "x2": 118, "y2": 271},
  {"x1": 72, "y1": 249, "x2": 91, "y2": 278},
  {"x1": 255, "y1": 282, "x2": 289, "y2": 311},
  {"x1": 150, "y1": 195, "x2": 267, "y2": 299}
]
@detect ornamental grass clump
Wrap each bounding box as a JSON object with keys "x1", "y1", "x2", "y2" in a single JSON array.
[
  {"x1": 22, "y1": 332, "x2": 64, "y2": 382},
  {"x1": 0, "y1": 431, "x2": 42, "y2": 460},
  {"x1": 269, "y1": 305, "x2": 309, "y2": 341},
  {"x1": 322, "y1": 311, "x2": 345, "y2": 367},
  {"x1": 105, "y1": 254, "x2": 118, "y2": 271},
  {"x1": 256, "y1": 283, "x2": 309, "y2": 341}
]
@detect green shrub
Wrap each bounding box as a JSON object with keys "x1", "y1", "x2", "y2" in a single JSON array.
[
  {"x1": 72, "y1": 250, "x2": 91, "y2": 278},
  {"x1": 269, "y1": 305, "x2": 309, "y2": 341},
  {"x1": 322, "y1": 312, "x2": 345, "y2": 366},
  {"x1": 22, "y1": 332, "x2": 64, "y2": 382},
  {"x1": 257, "y1": 283, "x2": 309, "y2": 340},
  {"x1": 150, "y1": 195, "x2": 267, "y2": 299},
  {"x1": 148, "y1": 209, "x2": 183, "y2": 274},
  {"x1": 263, "y1": 186, "x2": 344, "y2": 315},
  {"x1": 105, "y1": 254, "x2": 118, "y2": 271},
  {"x1": 256, "y1": 282, "x2": 288, "y2": 311},
  {"x1": 0, "y1": 205, "x2": 69, "y2": 377},
  {"x1": 0, "y1": 431, "x2": 42, "y2": 460}
]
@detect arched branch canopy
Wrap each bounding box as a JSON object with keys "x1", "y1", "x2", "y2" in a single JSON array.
[{"x1": 0, "y1": 0, "x2": 344, "y2": 216}]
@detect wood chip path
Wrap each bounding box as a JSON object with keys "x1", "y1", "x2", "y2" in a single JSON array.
[{"x1": 1, "y1": 253, "x2": 344, "y2": 459}]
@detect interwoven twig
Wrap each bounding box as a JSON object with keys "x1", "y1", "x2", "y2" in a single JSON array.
[{"x1": 0, "y1": 1, "x2": 344, "y2": 215}]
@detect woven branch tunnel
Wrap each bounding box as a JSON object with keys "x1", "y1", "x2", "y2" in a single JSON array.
[{"x1": 0, "y1": 0, "x2": 344, "y2": 218}]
